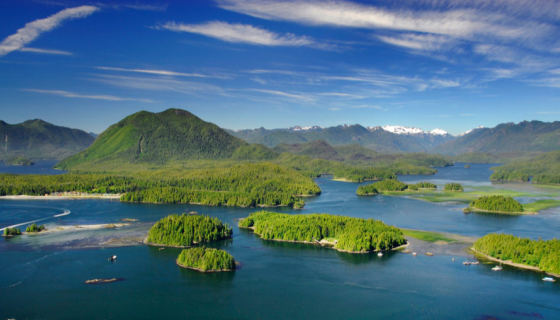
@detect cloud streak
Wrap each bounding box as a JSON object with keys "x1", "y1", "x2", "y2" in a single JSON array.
[
  {"x1": 0, "y1": 6, "x2": 98, "y2": 57},
  {"x1": 95, "y1": 66, "x2": 229, "y2": 79},
  {"x1": 22, "y1": 89, "x2": 153, "y2": 102},
  {"x1": 19, "y1": 47, "x2": 73, "y2": 55},
  {"x1": 158, "y1": 21, "x2": 321, "y2": 48}
]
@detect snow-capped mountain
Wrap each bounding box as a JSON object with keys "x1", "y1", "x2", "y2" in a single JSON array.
[
  {"x1": 288, "y1": 125, "x2": 324, "y2": 132},
  {"x1": 459, "y1": 126, "x2": 485, "y2": 136},
  {"x1": 374, "y1": 125, "x2": 450, "y2": 137}
]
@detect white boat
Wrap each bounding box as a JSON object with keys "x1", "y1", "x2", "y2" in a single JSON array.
[
  {"x1": 412, "y1": 252, "x2": 417, "y2": 256},
  {"x1": 491, "y1": 265, "x2": 502, "y2": 271},
  {"x1": 543, "y1": 277, "x2": 556, "y2": 282},
  {"x1": 108, "y1": 255, "x2": 118, "y2": 261},
  {"x1": 377, "y1": 252, "x2": 383, "y2": 257}
]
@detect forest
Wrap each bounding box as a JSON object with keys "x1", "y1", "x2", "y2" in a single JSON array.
[
  {"x1": 176, "y1": 247, "x2": 236, "y2": 272},
  {"x1": 3, "y1": 227, "x2": 21, "y2": 236},
  {"x1": 356, "y1": 180, "x2": 436, "y2": 195},
  {"x1": 444, "y1": 183, "x2": 463, "y2": 191},
  {"x1": 469, "y1": 195, "x2": 524, "y2": 213},
  {"x1": 25, "y1": 223, "x2": 45, "y2": 233},
  {"x1": 239, "y1": 211, "x2": 406, "y2": 252},
  {"x1": 474, "y1": 233, "x2": 560, "y2": 275},
  {"x1": 490, "y1": 150, "x2": 560, "y2": 185},
  {"x1": 0, "y1": 163, "x2": 320, "y2": 208},
  {"x1": 146, "y1": 214, "x2": 232, "y2": 247}
]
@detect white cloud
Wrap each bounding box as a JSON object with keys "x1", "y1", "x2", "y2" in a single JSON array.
[
  {"x1": 22, "y1": 89, "x2": 152, "y2": 102},
  {"x1": 95, "y1": 66, "x2": 229, "y2": 79},
  {"x1": 247, "y1": 89, "x2": 314, "y2": 102},
  {"x1": 216, "y1": 0, "x2": 554, "y2": 41},
  {"x1": 158, "y1": 21, "x2": 317, "y2": 47},
  {"x1": 0, "y1": 6, "x2": 98, "y2": 57},
  {"x1": 352, "y1": 105, "x2": 382, "y2": 109},
  {"x1": 91, "y1": 74, "x2": 227, "y2": 98},
  {"x1": 19, "y1": 47, "x2": 73, "y2": 55},
  {"x1": 376, "y1": 33, "x2": 454, "y2": 51}
]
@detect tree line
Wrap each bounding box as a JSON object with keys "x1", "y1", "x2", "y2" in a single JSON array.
[
  {"x1": 356, "y1": 180, "x2": 436, "y2": 195},
  {"x1": 146, "y1": 214, "x2": 232, "y2": 247},
  {"x1": 239, "y1": 211, "x2": 405, "y2": 252},
  {"x1": 177, "y1": 247, "x2": 236, "y2": 271},
  {"x1": 469, "y1": 195, "x2": 524, "y2": 212},
  {"x1": 474, "y1": 233, "x2": 560, "y2": 275}
]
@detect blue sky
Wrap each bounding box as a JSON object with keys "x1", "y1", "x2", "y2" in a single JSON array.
[{"x1": 1, "y1": 0, "x2": 559, "y2": 135}]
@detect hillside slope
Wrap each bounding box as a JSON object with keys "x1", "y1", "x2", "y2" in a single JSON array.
[
  {"x1": 0, "y1": 119, "x2": 94, "y2": 160},
  {"x1": 56, "y1": 109, "x2": 248, "y2": 169}
]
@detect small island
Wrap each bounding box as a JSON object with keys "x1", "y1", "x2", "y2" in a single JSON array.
[
  {"x1": 468, "y1": 195, "x2": 528, "y2": 214},
  {"x1": 146, "y1": 214, "x2": 232, "y2": 247},
  {"x1": 176, "y1": 247, "x2": 236, "y2": 272},
  {"x1": 239, "y1": 211, "x2": 406, "y2": 253},
  {"x1": 473, "y1": 233, "x2": 560, "y2": 277},
  {"x1": 5, "y1": 156, "x2": 35, "y2": 166},
  {"x1": 3, "y1": 227, "x2": 22, "y2": 237},
  {"x1": 26, "y1": 223, "x2": 46, "y2": 233},
  {"x1": 357, "y1": 180, "x2": 436, "y2": 195},
  {"x1": 444, "y1": 183, "x2": 464, "y2": 192}
]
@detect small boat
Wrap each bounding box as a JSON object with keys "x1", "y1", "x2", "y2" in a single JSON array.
[
  {"x1": 108, "y1": 255, "x2": 118, "y2": 261},
  {"x1": 491, "y1": 265, "x2": 503, "y2": 271},
  {"x1": 412, "y1": 252, "x2": 417, "y2": 256},
  {"x1": 543, "y1": 277, "x2": 556, "y2": 282},
  {"x1": 159, "y1": 248, "x2": 165, "y2": 251},
  {"x1": 463, "y1": 261, "x2": 479, "y2": 265},
  {"x1": 377, "y1": 252, "x2": 383, "y2": 257}
]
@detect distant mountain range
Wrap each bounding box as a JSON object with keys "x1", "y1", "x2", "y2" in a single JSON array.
[
  {"x1": 229, "y1": 121, "x2": 560, "y2": 155},
  {"x1": 0, "y1": 119, "x2": 94, "y2": 160}
]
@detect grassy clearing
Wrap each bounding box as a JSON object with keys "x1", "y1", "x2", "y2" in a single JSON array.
[
  {"x1": 523, "y1": 200, "x2": 560, "y2": 213},
  {"x1": 402, "y1": 229, "x2": 457, "y2": 243}
]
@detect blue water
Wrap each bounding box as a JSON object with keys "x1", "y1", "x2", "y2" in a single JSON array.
[
  {"x1": 1, "y1": 163, "x2": 559, "y2": 319},
  {"x1": 0, "y1": 160, "x2": 66, "y2": 175}
]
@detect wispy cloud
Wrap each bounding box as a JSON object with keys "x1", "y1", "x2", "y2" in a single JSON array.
[
  {"x1": 95, "y1": 66, "x2": 229, "y2": 79},
  {"x1": 22, "y1": 89, "x2": 152, "y2": 102},
  {"x1": 246, "y1": 89, "x2": 315, "y2": 102},
  {"x1": 90, "y1": 74, "x2": 227, "y2": 98},
  {"x1": 352, "y1": 105, "x2": 382, "y2": 109},
  {"x1": 328, "y1": 107, "x2": 340, "y2": 111},
  {"x1": 0, "y1": 6, "x2": 98, "y2": 57},
  {"x1": 157, "y1": 21, "x2": 323, "y2": 48},
  {"x1": 19, "y1": 47, "x2": 73, "y2": 55}
]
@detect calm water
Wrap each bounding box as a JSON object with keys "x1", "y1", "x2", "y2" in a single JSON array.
[
  {"x1": 0, "y1": 160, "x2": 66, "y2": 175},
  {"x1": 1, "y1": 163, "x2": 559, "y2": 319}
]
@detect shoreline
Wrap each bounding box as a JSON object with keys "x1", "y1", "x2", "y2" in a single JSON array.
[
  {"x1": 240, "y1": 226, "x2": 407, "y2": 254},
  {"x1": 469, "y1": 207, "x2": 537, "y2": 215},
  {"x1": 0, "y1": 195, "x2": 122, "y2": 200},
  {"x1": 470, "y1": 247, "x2": 560, "y2": 278},
  {"x1": 175, "y1": 259, "x2": 234, "y2": 273}
]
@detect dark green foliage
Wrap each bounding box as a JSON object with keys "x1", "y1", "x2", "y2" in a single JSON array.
[
  {"x1": 146, "y1": 214, "x2": 232, "y2": 247},
  {"x1": 3, "y1": 227, "x2": 21, "y2": 236},
  {"x1": 177, "y1": 247, "x2": 235, "y2": 271},
  {"x1": 491, "y1": 150, "x2": 560, "y2": 184},
  {"x1": 56, "y1": 109, "x2": 248, "y2": 169},
  {"x1": 357, "y1": 180, "x2": 436, "y2": 194},
  {"x1": 239, "y1": 211, "x2": 405, "y2": 252},
  {"x1": 231, "y1": 144, "x2": 277, "y2": 160},
  {"x1": 273, "y1": 140, "x2": 343, "y2": 160},
  {"x1": 5, "y1": 156, "x2": 34, "y2": 166},
  {"x1": 474, "y1": 233, "x2": 560, "y2": 275},
  {"x1": 470, "y1": 195, "x2": 524, "y2": 212},
  {"x1": 25, "y1": 223, "x2": 45, "y2": 232},
  {"x1": 0, "y1": 119, "x2": 94, "y2": 160},
  {"x1": 407, "y1": 182, "x2": 437, "y2": 190},
  {"x1": 356, "y1": 185, "x2": 378, "y2": 195},
  {"x1": 444, "y1": 183, "x2": 463, "y2": 191},
  {"x1": 0, "y1": 163, "x2": 320, "y2": 208}
]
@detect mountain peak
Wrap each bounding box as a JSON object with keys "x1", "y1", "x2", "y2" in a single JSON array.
[
  {"x1": 459, "y1": 125, "x2": 485, "y2": 136},
  {"x1": 429, "y1": 128, "x2": 448, "y2": 136}
]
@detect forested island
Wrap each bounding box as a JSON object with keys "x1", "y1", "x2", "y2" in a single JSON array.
[
  {"x1": 146, "y1": 214, "x2": 232, "y2": 247},
  {"x1": 239, "y1": 211, "x2": 406, "y2": 253},
  {"x1": 356, "y1": 180, "x2": 436, "y2": 195},
  {"x1": 5, "y1": 156, "x2": 34, "y2": 166},
  {"x1": 473, "y1": 233, "x2": 560, "y2": 276},
  {"x1": 176, "y1": 247, "x2": 236, "y2": 272},
  {"x1": 490, "y1": 150, "x2": 560, "y2": 185},
  {"x1": 3, "y1": 227, "x2": 21, "y2": 237},
  {"x1": 26, "y1": 223, "x2": 46, "y2": 233},
  {"x1": 444, "y1": 183, "x2": 463, "y2": 191},
  {"x1": 469, "y1": 195, "x2": 525, "y2": 214}
]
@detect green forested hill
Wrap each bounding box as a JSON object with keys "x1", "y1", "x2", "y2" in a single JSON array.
[
  {"x1": 0, "y1": 119, "x2": 94, "y2": 160},
  {"x1": 56, "y1": 109, "x2": 248, "y2": 169},
  {"x1": 490, "y1": 150, "x2": 560, "y2": 184},
  {"x1": 273, "y1": 140, "x2": 343, "y2": 160},
  {"x1": 433, "y1": 121, "x2": 560, "y2": 155}
]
